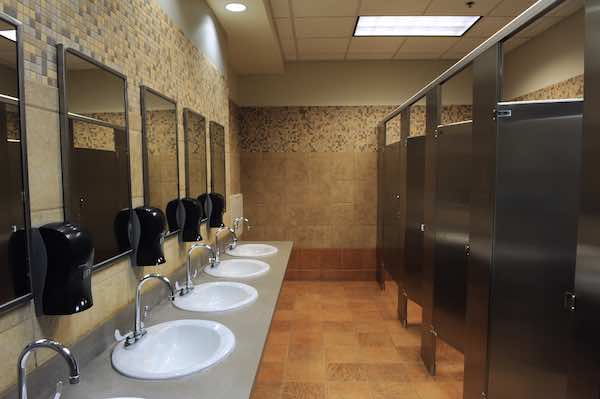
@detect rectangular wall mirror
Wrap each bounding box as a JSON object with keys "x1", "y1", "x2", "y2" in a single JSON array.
[
  {"x1": 0, "y1": 14, "x2": 32, "y2": 313},
  {"x1": 184, "y1": 109, "x2": 208, "y2": 199},
  {"x1": 58, "y1": 45, "x2": 131, "y2": 268},
  {"x1": 209, "y1": 121, "x2": 226, "y2": 203},
  {"x1": 141, "y1": 86, "x2": 178, "y2": 233}
]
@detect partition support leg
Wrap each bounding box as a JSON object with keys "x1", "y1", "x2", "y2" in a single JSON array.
[
  {"x1": 421, "y1": 326, "x2": 438, "y2": 376},
  {"x1": 398, "y1": 290, "x2": 408, "y2": 328}
]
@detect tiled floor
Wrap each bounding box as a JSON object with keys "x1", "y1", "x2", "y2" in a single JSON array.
[{"x1": 252, "y1": 281, "x2": 464, "y2": 399}]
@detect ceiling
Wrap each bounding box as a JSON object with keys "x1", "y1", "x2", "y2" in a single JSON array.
[
  {"x1": 209, "y1": 0, "x2": 582, "y2": 74},
  {"x1": 272, "y1": 0, "x2": 583, "y2": 61}
]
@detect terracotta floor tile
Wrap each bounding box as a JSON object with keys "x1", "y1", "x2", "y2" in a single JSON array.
[
  {"x1": 368, "y1": 381, "x2": 420, "y2": 399},
  {"x1": 352, "y1": 310, "x2": 385, "y2": 322},
  {"x1": 289, "y1": 342, "x2": 323, "y2": 362},
  {"x1": 321, "y1": 321, "x2": 355, "y2": 332},
  {"x1": 365, "y1": 363, "x2": 408, "y2": 382},
  {"x1": 324, "y1": 331, "x2": 359, "y2": 347},
  {"x1": 403, "y1": 363, "x2": 435, "y2": 382},
  {"x1": 285, "y1": 358, "x2": 326, "y2": 382},
  {"x1": 326, "y1": 363, "x2": 369, "y2": 382},
  {"x1": 264, "y1": 343, "x2": 289, "y2": 362},
  {"x1": 268, "y1": 331, "x2": 292, "y2": 346},
  {"x1": 252, "y1": 384, "x2": 283, "y2": 399},
  {"x1": 292, "y1": 320, "x2": 323, "y2": 333},
  {"x1": 413, "y1": 382, "x2": 460, "y2": 399},
  {"x1": 258, "y1": 362, "x2": 286, "y2": 384},
  {"x1": 291, "y1": 331, "x2": 323, "y2": 346},
  {"x1": 359, "y1": 346, "x2": 404, "y2": 363},
  {"x1": 282, "y1": 382, "x2": 326, "y2": 399},
  {"x1": 275, "y1": 310, "x2": 295, "y2": 321},
  {"x1": 357, "y1": 332, "x2": 394, "y2": 347},
  {"x1": 326, "y1": 382, "x2": 372, "y2": 399},
  {"x1": 321, "y1": 310, "x2": 354, "y2": 322},
  {"x1": 390, "y1": 330, "x2": 421, "y2": 348},
  {"x1": 353, "y1": 321, "x2": 390, "y2": 333},
  {"x1": 394, "y1": 346, "x2": 422, "y2": 364},
  {"x1": 325, "y1": 346, "x2": 361, "y2": 363},
  {"x1": 271, "y1": 320, "x2": 293, "y2": 333}
]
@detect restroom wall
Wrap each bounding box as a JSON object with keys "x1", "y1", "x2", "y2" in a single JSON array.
[{"x1": 0, "y1": 0, "x2": 238, "y2": 395}]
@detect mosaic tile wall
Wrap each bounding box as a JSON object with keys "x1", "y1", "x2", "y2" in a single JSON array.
[
  {"x1": 0, "y1": 0, "x2": 235, "y2": 394},
  {"x1": 512, "y1": 74, "x2": 584, "y2": 101}
]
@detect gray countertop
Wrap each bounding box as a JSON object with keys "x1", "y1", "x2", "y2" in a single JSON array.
[{"x1": 60, "y1": 241, "x2": 292, "y2": 399}]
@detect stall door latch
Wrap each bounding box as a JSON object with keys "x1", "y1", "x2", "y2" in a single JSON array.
[
  {"x1": 564, "y1": 291, "x2": 576, "y2": 312},
  {"x1": 494, "y1": 109, "x2": 512, "y2": 119}
]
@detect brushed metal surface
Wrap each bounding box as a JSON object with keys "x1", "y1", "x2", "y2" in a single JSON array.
[
  {"x1": 433, "y1": 121, "x2": 472, "y2": 353},
  {"x1": 487, "y1": 101, "x2": 582, "y2": 399}
]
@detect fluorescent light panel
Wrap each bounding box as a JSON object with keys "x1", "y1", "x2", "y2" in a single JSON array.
[{"x1": 354, "y1": 16, "x2": 481, "y2": 37}]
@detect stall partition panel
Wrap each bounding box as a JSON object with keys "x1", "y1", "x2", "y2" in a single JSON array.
[
  {"x1": 433, "y1": 121, "x2": 472, "y2": 353},
  {"x1": 382, "y1": 142, "x2": 403, "y2": 283},
  {"x1": 487, "y1": 101, "x2": 582, "y2": 399},
  {"x1": 404, "y1": 136, "x2": 426, "y2": 306}
]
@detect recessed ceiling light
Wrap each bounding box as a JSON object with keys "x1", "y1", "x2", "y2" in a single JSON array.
[
  {"x1": 225, "y1": 3, "x2": 247, "y2": 12},
  {"x1": 354, "y1": 16, "x2": 481, "y2": 37}
]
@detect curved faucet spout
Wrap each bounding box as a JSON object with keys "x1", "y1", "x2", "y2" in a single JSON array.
[
  {"x1": 180, "y1": 243, "x2": 216, "y2": 294},
  {"x1": 18, "y1": 339, "x2": 79, "y2": 399}
]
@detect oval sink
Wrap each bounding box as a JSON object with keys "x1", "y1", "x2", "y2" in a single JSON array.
[
  {"x1": 173, "y1": 282, "x2": 258, "y2": 312},
  {"x1": 226, "y1": 244, "x2": 278, "y2": 257},
  {"x1": 112, "y1": 319, "x2": 235, "y2": 380},
  {"x1": 205, "y1": 259, "x2": 270, "y2": 279}
]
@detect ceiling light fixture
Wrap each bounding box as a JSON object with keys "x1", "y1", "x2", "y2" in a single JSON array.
[
  {"x1": 225, "y1": 3, "x2": 247, "y2": 12},
  {"x1": 354, "y1": 16, "x2": 481, "y2": 37}
]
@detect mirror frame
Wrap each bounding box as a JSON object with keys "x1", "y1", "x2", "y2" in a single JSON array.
[
  {"x1": 140, "y1": 85, "x2": 180, "y2": 237},
  {"x1": 56, "y1": 45, "x2": 133, "y2": 271},
  {"x1": 183, "y1": 108, "x2": 209, "y2": 203},
  {"x1": 0, "y1": 11, "x2": 33, "y2": 314},
  {"x1": 209, "y1": 120, "x2": 226, "y2": 210}
]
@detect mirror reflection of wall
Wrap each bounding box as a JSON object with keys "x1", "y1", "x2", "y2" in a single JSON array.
[
  {"x1": 59, "y1": 47, "x2": 131, "y2": 267},
  {"x1": 184, "y1": 109, "x2": 208, "y2": 199},
  {"x1": 209, "y1": 121, "x2": 226, "y2": 202},
  {"x1": 141, "y1": 87, "x2": 178, "y2": 222},
  {"x1": 0, "y1": 17, "x2": 31, "y2": 310}
]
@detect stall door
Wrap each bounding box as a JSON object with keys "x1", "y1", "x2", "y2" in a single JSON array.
[
  {"x1": 382, "y1": 142, "x2": 403, "y2": 282},
  {"x1": 404, "y1": 136, "x2": 426, "y2": 305},
  {"x1": 433, "y1": 122, "x2": 472, "y2": 352},
  {"x1": 487, "y1": 101, "x2": 582, "y2": 399}
]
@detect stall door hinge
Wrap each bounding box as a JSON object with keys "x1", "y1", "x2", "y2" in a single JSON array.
[
  {"x1": 564, "y1": 291, "x2": 576, "y2": 312},
  {"x1": 465, "y1": 244, "x2": 471, "y2": 257},
  {"x1": 420, "y1": 223, "x2": 426, "y2": 232},
  {"x1": 481, "y1": 392, "x2": 488, "y2": 399}
]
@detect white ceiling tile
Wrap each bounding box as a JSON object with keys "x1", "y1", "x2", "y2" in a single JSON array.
[
  {"x1": 298, "y1": 52, "x2": 347, "y2": 60},
  {"x1": 348, "y1": 37, "x2": 405, "y2": 53},
  {"x1": 547, "y1": 0, "x2": 583, "y2": 17},
  {"x1": 394, "y1": 51, "x2": 444, "y2": 60},
  {"x1": 399, "y1": 37, "x2": 459, "y2": 53},
  {"x1": 275, "y1": 18, "x2": 294, "y2": 40},
  {"x1": 514, "y1": 16, "x2": 562, "y2": 39},
  {"x1": 291, "y1": 0, "x2": 360, "y2": 17},
  {"x1": 297, "y1": 38, "x2": 350, "y2": 55},
  {"x1": 346, "y1": 52, "x2": 396, "y2": 60},
  {"x1": 359, "y1": 0, "x2": 429, "y2": 15},
  {"x1": 294, "y1": 17, "x2": 356, "y2": 38},
  {"x1": 441, "y1": 51, "x2": 469, "y2": 60},
  {"x1": 425, "y1": 0, "x2": 502, "y2": 16},
  {"x1": 448, "y1": 37, "x2": 485, "y2": 53},
  {"x1": 465, "y1": 16, "x2": 512, "y2": 37},
  {"x1": 489, "y1": 0, "x2": 537, "y2": 17},
  {"x1": 270, "y1": 0, "x2": 291, "y2": 18}
]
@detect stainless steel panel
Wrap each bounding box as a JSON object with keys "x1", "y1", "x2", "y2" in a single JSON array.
[
  {"x1": 433, "y1": 122, "x2": 472, "y2": 353},
  {"x1": 382, "y1": 141, "x2": 403, "y2": 282},
  {"x1": 568, "y1": 1, "x2": 600, "y2": 397},
  {"x1": 405, "y1": 135, "x2": 426, "y2": 305},
  {"x1": 487, "y1": 101, "x2": 582, "y2": 399},
  {"x1": 464, "y1": 44, "x2": 501, "y2": 399}
]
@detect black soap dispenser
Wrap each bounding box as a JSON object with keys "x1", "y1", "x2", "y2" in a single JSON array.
[
  {"x1": 31, "y1": 222, "x2": 94, "y2": 316},
  {"x1": 199, "y1": 193, "x2": 225, "y2": 228},
  {"x1": 180, "y1": 198, "x2": 205, "y2": 242},
  {"x1": 133, "y1": 206, "x2": 167, "y2": 266}
]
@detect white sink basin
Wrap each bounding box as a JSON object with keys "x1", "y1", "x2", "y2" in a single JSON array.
[
  {"x1": 205, "y1": 259, "x2": 270, "y2": 279},
  {"x1": 112, "y1": 319, "x2": 235, "y2": 380},
  {"x1": 226, "y1": 244, "x2": 278, "y2": 257},
  {"x1": 173, "y1": 282, "x2": 258, "y2": 312}
]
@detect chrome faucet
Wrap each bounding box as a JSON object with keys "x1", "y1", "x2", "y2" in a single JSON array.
[
  {"x1": 178, "y1": 244, "x2": 216, "y2": 294},
  {"x1": 216, "y1": 224, "x2": 237, "y2": 256},
  {"x1": 233, "y1": 217, "x2": 251, "y2": 235},
  {"x1": 120, "y1": 274, "x2": 175, "y2": 347},
  {"x1": 18, "y1": 339, "x2": 79, "y2": 399}
]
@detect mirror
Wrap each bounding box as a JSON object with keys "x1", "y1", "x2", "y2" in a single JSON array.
[
  {"x1": 209, "y1": 121, "x2": 226, "y2": 204},
  {"x1": 184, "y1": 109, "x2": 208, "y2": 199},
  {"x1": 141, "y1": 86, "x2": 178, "y2": 233},
  {"x1": 58, "y1": 46, "x2": 131, "y2": 268},
  {"x1": 0, "y1": 16, "x2": 31, "y2": 312}
]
